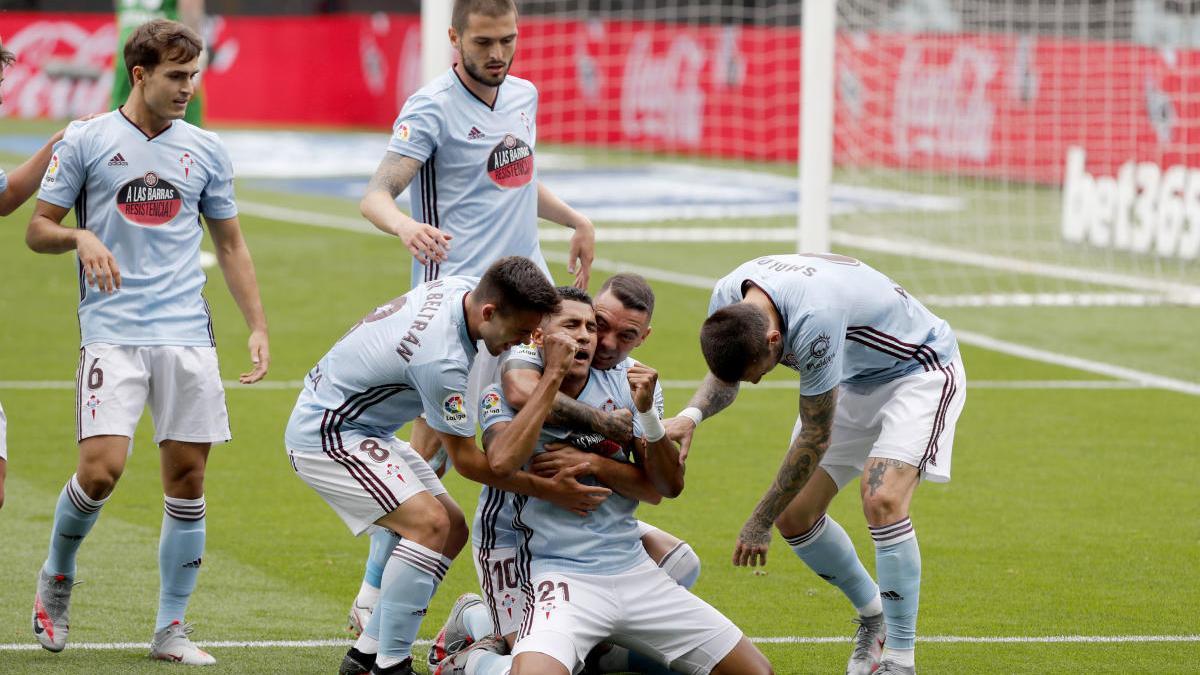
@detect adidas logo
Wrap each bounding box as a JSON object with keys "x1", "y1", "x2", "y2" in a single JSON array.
[
  {"x1": 881, "y1": 590, "x2": 904, "y2": 601},
  {"x1": 411, "y1": 608, "x2": 428, "y2": 616},
  {"x1": 182, "y1": 557, "x2": 203, "y2": 569},
  {"x1": 107, "y1": 153, "x2": 128, "y2": 167},
  {"x1": 467, "y1": 126, "x2": 484, "y2": 140},
  {"x1": 59, "y1": 533, "x2": 85, "y2": 541},
  {"x1": 817, "y1": 573, "x2": 836, "y2": 581}
]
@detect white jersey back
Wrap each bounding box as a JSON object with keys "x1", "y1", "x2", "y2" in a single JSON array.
[
  {"x1": 387, "y1": 69, "x2": 547, "y2": 287},
  {"x1": 37, "y1": 111, "x2": 238, "y2": 347},
  {"x1": 285, "y1": 277, "x2": 479, "y2": 451},
  {"x1": 710, "y1": 254, "x2": 958, "y2": 395},
  {"x1": 479, "y1": 346, "x2": 650, "y2": 577}
]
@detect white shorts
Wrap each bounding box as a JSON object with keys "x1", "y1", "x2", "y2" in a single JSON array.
[
  {"x1": 795, "y1": 355, "x2": 966, "y2": 489},
  {"x1": 0, "y1": 401, "x2": 7, "y2": 461},
  {"x1": 288, "y1": 435, "x2": 447, "y2": 536},
  {"x1": 473, "y1": 545, "x2": 526, "y2": 638},
  {"x1": 513, "y1": 559, "x2": 743, "y2": 675},
  {"x1": 76, "y1": 343, "x2": 230, "y2": 446}
]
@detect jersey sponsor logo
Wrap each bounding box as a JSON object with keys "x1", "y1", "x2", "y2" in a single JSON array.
[
  {"x1": 42, "y1": 153, "x2": 60, "y2": 186},
  {"x1": 467, "y1": 126, "x2": 485, "y2": 140},
  {"x1": 108, "y1": 153, "x2": 128, "y2": 167},
  {"x1": 565, "y1": 430, "x2": 624, "y2": 459},
  {"x1": 806, "y1": 333, "x2": 836, "y2": 372},
  {"x1": 396, "y1": 123, "x2": 411, "y2": 142},
  {"x1": 487, "y1": 134, "x2": 534, "y2": 189},
  {"x1": 442, "y1": 392, "x2": 468, "y2": 424},
  {"x1": 116, "y1": 172, "x2": 182, "y2": 226}
]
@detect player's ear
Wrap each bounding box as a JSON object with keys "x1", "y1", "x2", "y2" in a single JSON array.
[
  {"x1": 637, "y1": 325, "x2": 651, "y2": 346},
  {"x1": 766, "y1": 329, "x2": 782, "y2": 347},
  {"x1": 531, "y1": 326, "x2": 545, "y2": 346},
  {"x1": 481, "y1": 303, "x2": 496, "y2": 322},
  {"x1": 448, "y1": 26, "x2": 459, "y2": 48}
]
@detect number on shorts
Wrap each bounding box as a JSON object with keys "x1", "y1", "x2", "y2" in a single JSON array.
[
  {"x1": 360, "y1": 439, "x2": 389, "y2": 462},
  {"x1": 491, "y1": 558, "x2": 519, "y2": 590},
  {"x1": 87, "y1": 358, "x2": 104, "y2": 390},
  {"x1": 536, "y1": 580, "x2": 571, "y2": 603}
]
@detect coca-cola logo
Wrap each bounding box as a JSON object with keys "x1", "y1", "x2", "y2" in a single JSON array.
[
  {"x1": 621, "y1": 33, "x2": 706, "y2": 146},
  {"x1": 893, "y1": 44, "x2": 997, "y2": 163},
  {"x1": 0, "y1": 20, "x2": 117, "y2": 120}
]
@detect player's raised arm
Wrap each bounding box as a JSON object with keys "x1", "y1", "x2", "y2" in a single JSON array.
[
  {"x1": 627, "y1": 363, "x2": 685, "y2": 498},
  {"x1": 733, "y1": 386, "x2": 838, "y2": 569},
  {"x1": 206, "y1": 215, "x2": 269, "y2": 383},
  {"x1": 502, "y1": 359, "x2": 634, "y2": 445},
  {"x1": 536, "y1": 181, "x2": 594, "y2": 289},
  {"x1": 665, "y1": 372, "x2": 741, "y2": 462},
  {"x1": 360, "y1": 152, "x2": 451, "y2": 265}
]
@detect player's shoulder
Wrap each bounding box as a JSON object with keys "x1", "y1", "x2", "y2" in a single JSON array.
[
  {"x1": 407, "y1": 71, "x2": 458, "y2": 106},
  {"x1": 59, "y1": 111, "x2": 116, "y2": 146},
  {"x1": 174, "y1": 120, "x2": 226, "y2": 150},
  {"x1": 503, "y1": 74, "x2": 538, "y2": 95}
]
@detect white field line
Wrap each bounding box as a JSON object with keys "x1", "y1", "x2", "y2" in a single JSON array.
[
  {"x1": 0, "y1": 380, "x2": 1155, "y2": 392},
  {"x1": 0, "y1": 635, "x2": 1196, "y2": 651}
]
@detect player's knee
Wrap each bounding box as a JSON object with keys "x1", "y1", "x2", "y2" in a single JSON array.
[
  {"x1": 774, "y1": 508, "x2": 824, "y2": 539},
  {"x1": 405, "y1": 500, "x2": 451, "y2": 550},
  {"x1": 76, "y1": 463, "x2": 122, "y2": 500},
  {"x1": 443, "y1": 505, "x2": 469, "y2": 560},
  {"x1": 659, "y1": 541, "x2": 701, "y2": 589},
  {"x1": 861, "y1": 491, "x2": 907, "y2": 526}
]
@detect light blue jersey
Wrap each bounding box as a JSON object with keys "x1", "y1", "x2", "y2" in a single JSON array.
[
  {"x1": 710, "y1": 254, "x2": 958, "y2": 395},
  {"x1": 285, "y1": 277, "x2": 480, "y2": 452},
  {"x1": 0, "y1": 167, "x2": 7, "y2": 194},
  {"x1": 387, "y1": 69, "x2": 547, "y2": 287},
  {"x1": 37, "y1": 111, "x2": 237, "y2": 347},
  {"x1": 478, "y1": 347, "x2": 651, "y2": 577}
]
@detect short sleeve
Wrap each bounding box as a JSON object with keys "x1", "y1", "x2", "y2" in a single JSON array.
[
  {"x1": 386, "y1": 94, "x2": 443, "y2": 163},
  {"x1": 37, "y1": 135, "x2": 86, "y2": 209},
  {"x1": 478, "y1": 382, "x2": 516, "y2": 431},
  {"x1": 415, "y1": 361, "x2": 475, "y2": 437},
  {"x1": 707, "y1": 279, "x2": 737, "y2": 317},
  {"x1": 199, "y1": 138, "x2": 238, "y2": 220},
  {"x1": 503, "y1": 342, "x2": 543, "y2": 369},
  {"x1": 794, "y1": 308, "x2": 848, "y2": 396}
]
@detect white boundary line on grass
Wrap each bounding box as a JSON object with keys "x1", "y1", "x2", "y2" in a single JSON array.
[{"x1": 0, "y1": 635, "x2": 1196, "y2": 651}]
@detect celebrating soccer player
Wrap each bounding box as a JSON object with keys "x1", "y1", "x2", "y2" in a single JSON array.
[
  {"x1": 667, "y1": 254, "x2": 967, "y2": 675},
  {"x1": 26, "y1": 20, "x2": 269, "y2": 665}
]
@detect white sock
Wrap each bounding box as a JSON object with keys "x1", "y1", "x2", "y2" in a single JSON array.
[
  {"x1": 357, "y1": 580, "x2": 380, "y2": 608},
  {"x1": 857, "y1": 595, "x2": 883, "y2": 618},
  {"x1": 353, "y1": 632, "x2": 379, "y2": 655},
  {"x1": 883, "y1": 647, "x2": 915, "y2": 667}
]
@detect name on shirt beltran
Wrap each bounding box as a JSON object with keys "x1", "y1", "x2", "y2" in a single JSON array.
[{"x1": 395, "y1": 282, "x2": 446, "y2": 363}]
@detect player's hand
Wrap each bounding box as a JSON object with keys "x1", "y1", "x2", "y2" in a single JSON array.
[
  {"x1": 395, "y1": 219, "x2": 451, "y2": 266},
  {"x1": 531, "y1": 442, "x2": 591, "y2": 478},
  {"x1": 625, "y1": 363, "x2": 658, "y2": 413},
  {"x1": 545, "y1": 462, "x2": 610, "y2": 517},
  {"x1": 597, "y1": 408, "x2": 634, "y2": 445},
  {"x1": 240, "y1": 329, "x2": 270, "y2": 384},
  {"x1": 540, "y1": 331, "x2": 578, "y2": 379},
  {"x1": 75, "y1": 230, "x2": 122, "y2": 294},
  {"x1": 567, "y1": 217, "x2": 594, "y2": 290},
  {"x1": 665, "y1": 416, "x2": 697, "y2": 463},
  {"x1": 733, "y1": 517, "x2": 772, "y2": 567}
]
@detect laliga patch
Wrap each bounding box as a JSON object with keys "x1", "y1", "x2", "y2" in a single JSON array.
[
  {"x1": 116, "y1": 172, "x2": 181, "y2": 226},
  {"x1": 480, "y1": 390, "x2": 503, "y2": 419},
  {"x1": 396, "y1": 123, "x2": 412, "y2": 142},
  {"x1": 42, "y1": 153, "x2": 60, "y2": 186},
  {"x1": 442, "y1": 392, "x2": 468, "y2": 424},
  {"x1": 487, "y1": 134, "x2": 534, "y2": 188}
]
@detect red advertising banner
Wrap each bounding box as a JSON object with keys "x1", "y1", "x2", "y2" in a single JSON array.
[{"x1": 2, "y1": 13, "x2": 1197, "y2": 183}]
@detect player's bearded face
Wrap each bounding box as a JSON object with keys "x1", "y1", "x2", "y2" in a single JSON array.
[
  {"x1": 593, "y1": 294, "x2": 649, "y2": 371},
  {"x1": 455, "y1": 12, "x2": 518, "y2": 87},
  {"x1": 139, "y1": 60, "x2": 198, "y2": 121}
]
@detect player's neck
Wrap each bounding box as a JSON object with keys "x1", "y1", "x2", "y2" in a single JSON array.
[
  {"x1": 120, "y1": 96, "x2": 173, "y2": 137},
  {"x1": 560, "y1": 371, "x2": 588, "y2": 399},
  {"x1": 743, "y1": 286, "x2": 782, "y2": 332},
  {"x1": 454, "y1": 62, "x2": 499, "y2": 107}
]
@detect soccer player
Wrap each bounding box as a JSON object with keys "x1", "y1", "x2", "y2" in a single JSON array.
[
  {"x1": 426, "y1": 276, "x2": 701, "y2": 675},
  {"x1": 666, "y1": 254, "x2": 967, "y2": 675},
  {"x1": 26, "y1": 20, "x2": 269, "y2": 665},
  {"x1": 286, "y1": 257, "x2": 610, "y2": 675},
  {"x1": 1, "y1": 40, "x2": 84, "y2": 510},
  {"x1": 113, "y1": 0, "x2": 206, "y2": 126},
  {"x1": 350, "y1": 0, "x2": 597, "y2": 634},
  {"x1": 437, "y1": 288, "x2": 773, "y2": 675}
]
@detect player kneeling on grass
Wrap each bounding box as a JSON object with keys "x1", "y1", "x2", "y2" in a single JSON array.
[
  {"x1": 284, "y1": 257, "x2": 608, "y2": 675},
  {"x1": 436, "y1": 288, "x2": 773, "y2": 675}
]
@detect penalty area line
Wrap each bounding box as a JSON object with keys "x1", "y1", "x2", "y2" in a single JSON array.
[{"x1": 0, "y1": 635, "x2": 1196, "y2": 651}]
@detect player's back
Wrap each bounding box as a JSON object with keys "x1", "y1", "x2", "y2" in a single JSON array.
[{"x1": 285, "y1": 277, "x2": 479, "y2": 451}]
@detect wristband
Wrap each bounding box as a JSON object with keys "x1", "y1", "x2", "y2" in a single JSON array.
[
  {"x1": 638, "y1": 410, "x2": 666, "y2": 443},
  {"x1": 677, "y1": 406, "x2": 704, "y2": 427}
]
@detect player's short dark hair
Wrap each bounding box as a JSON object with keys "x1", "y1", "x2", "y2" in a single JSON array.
[
  {"x1": 452, "y1": 0, "x2": 518, "y2": 34},
  {"x1": 123, "y1": 19, "x2": 202, "y2": 86},
  {"x1": 556, "y1": 286, "x2": 593, "y2": 306},
  {"x1": 598, "y1": 273, "x2": 654, "y2": 317},
  {"x1": 700, "y1": 304, "x2": 771, "y2": 383},
  {"x1": 0, "y1": 42, "x2": 14, "y2": 69},
  {"x1": 477, "y1": 256, "x2": 560, "y2": 316}
]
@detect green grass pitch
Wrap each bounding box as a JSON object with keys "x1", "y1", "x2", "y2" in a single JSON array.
[{"x1": 0, "y1": 125, "x2": 1197, "y2": 673}]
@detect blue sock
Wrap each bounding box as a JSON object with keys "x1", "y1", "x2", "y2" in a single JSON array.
[
  {"x1": 373, "y1": 539, "x2": 450, "y2": 668},
  {"x1": 871, "y1": 517, "x2": 921, "y2": 650},
  {"x1": 463, "y1": 601, "x2": 496, "y2": 641},
  {"x1": 156, "y1": 496, "x2": 206, "y2": 631},
  {"x1": 786, "y1": 514, "x2": 880, "y2": 613},
  {"x1": 468, "y1": 649, "x2": 512, "y2": 675},
  {"x1": 364, "y1": 528, "x2": 399, "y2": 590},
  {"x1": 44, "y1": 474, "x2": 106, "y2": 578}
]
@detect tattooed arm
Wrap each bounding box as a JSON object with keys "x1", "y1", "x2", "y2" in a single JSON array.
[
  {"x1": 502, "y1": 360, "x2": 634, "y2": 445},
  {"x1": 359, "y1": 152, "x2": 452, "y2": 265},
  {"x1": 663, "y1": 372, "x2": 741, "y2": 461},
  {"x1": 732, "y1": 386, "x2": 838, "y2": 567}
]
